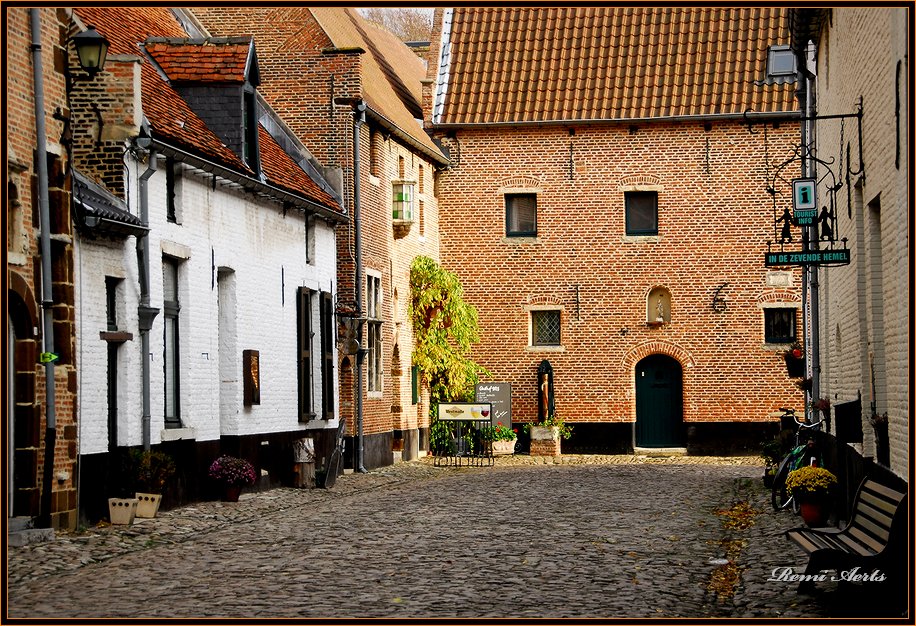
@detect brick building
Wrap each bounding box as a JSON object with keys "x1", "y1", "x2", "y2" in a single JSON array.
[
  {"x1": 6, "y1": 7, "x2": 79, "y2": 529},
  {"x1": 789, "y1": 8, "x2": 909, "y2": 483},
  {"x1": 194, "y1": 7, "x2": 450, "y2": 469},
  {"x1": 424, "y1": 8, "x2": 805, "y2": 453}
]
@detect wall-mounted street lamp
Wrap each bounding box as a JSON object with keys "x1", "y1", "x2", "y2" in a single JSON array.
[{"x1": 72, "y1": 25, "x2": 109, "y2": 77}]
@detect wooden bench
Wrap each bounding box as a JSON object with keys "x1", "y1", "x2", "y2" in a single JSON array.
[{"x1": 785, "y1": 477, "x2": 908, "y2": 593}]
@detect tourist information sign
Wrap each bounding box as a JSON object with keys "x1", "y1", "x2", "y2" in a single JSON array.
[{"x1": 792, "y1": 178, "x2": 817, "y2": 226}]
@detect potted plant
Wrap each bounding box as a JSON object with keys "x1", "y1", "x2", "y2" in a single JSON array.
[
  {"x1": 524, "y1": 413, "x2": 573, "y2": 456},
  {"x1": 783, "y1": 342, "x2": 805, "y2": 378},
  {"x1": 785, "y1": 465, "x2": 838, "y2": 526},
  {"x1": 208, "y1": 455, "x2": 256, "y2": 502},
  {"x1": 479, "y1": 422, "x2": 518, "y2": 455},
  {"x1": 130, "y1": 449, "x2": 176, "y2": 518}
]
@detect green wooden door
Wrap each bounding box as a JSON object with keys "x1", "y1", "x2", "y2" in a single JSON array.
[{"x1": 635, "y1": 354, "x2": 684, "y2": 447}]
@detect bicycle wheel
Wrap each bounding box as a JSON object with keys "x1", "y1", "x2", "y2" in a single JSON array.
[
  {"x1": 323, "y1": 449, "x2": 341, "y2": 489},
  {"x1": 770, "y1": 455, "x2": 795, "y2": 511}
]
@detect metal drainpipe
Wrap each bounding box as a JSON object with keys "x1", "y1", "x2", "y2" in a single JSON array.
[
  {"x1": 798, "y1": 46, "x2": 820, "y2": 422},
  {"x1": 353, "y1": 101, "x2": 368, "y2": 473},
  {"x1": 32, "y1": 8, "x2": 57, "y2": 529},
  {"x1": 138, "y1": 149, "x2": 158, "y2": 450}
]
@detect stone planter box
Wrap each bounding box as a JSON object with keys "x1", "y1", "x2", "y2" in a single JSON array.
[
  {"x1": 134, "y1": 493, "x2": 162, "y2": 518},
  {"x1": 491, "y1": 438, "x2": 517, "y2": 456},
  {"x1": 529, "y1": 426, "x2": 561, "y2": 456},
  {"x1": 108, "y1": 498, "x2": 138, "y2": 525}
]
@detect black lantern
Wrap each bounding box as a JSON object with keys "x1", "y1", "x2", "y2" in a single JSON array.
[{"x1": 72, "y1": 25, "x2": 109, "y2": 76}]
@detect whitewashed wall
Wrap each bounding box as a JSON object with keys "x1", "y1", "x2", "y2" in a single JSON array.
[{"x1": 75, "y1": 153, "x2": 340, "y2": 454}]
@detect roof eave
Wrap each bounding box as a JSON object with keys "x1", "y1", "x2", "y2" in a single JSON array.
[
  {"x1": 431, "y1": 111, "x2": 802, "y2": 130},
  {"x1": 366, "y1": 104, "x2": 450, "y2": 166},
  {"x1": 152, "y1": 140, "x2": 347, "y2": 223}
]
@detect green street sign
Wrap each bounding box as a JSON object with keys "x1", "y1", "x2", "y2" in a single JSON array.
[
  {"x1": 765, "y1": 249, "x2": 851, "y2": 266},
  {"x1": 39, "y1": 352, "x2": 60, "y2": 364}
]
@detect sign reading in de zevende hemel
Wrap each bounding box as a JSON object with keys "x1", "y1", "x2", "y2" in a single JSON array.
[
  {"x1": 792, "y1": 177, "x2": 817, "y2": 226},
  {"x1": 438, "y1": 403, "x2": 493, "y2": 422},
  {"x1": 765, "y1": 249, "x2": 851, "y2": 266},
  {"x1": 475, "y1": 383, "x2": 512, "y2": 427}
]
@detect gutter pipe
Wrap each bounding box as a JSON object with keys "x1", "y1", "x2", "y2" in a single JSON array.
[
  {"x1": 353, "y1": 101, "x2": 368, "y2": 473},
  {"x1": 32, "y1": 8, "x2": 56, "y2": 529},
  {"x1": 137, "y1": 148, "x2": 158, "y2": 451}
]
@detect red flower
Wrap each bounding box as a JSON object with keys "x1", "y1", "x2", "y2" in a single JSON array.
[{"x1": 791, "y1": 348, "x2": 803, "y2": 359}]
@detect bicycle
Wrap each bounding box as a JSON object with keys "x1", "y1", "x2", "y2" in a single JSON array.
[
  {"x1": 770, "y1": 408, "x2": 825, "y2": 512},
  {"x1": 322, "y1": 417, "x2": 347, "y2": 489}
]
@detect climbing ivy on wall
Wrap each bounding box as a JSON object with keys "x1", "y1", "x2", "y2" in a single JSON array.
[{"x1": 409, "y1": 255, "x2": 488, "y2": 406}]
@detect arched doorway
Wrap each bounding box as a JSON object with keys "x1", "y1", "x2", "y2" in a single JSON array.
[{"x1": 635, "y1": 354, "x2": 684, "y2": 448}]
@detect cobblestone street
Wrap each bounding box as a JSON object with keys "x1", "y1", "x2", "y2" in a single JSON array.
[{"x1": 6, "y1": 456, "x2": 881, "y2": 619}]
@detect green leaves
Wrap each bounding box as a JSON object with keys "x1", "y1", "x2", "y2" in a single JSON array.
[{"x1": 409, "y1": 256, "x2": 489, "y2": 404}]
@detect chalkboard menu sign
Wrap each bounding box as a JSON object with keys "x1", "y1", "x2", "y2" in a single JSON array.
[{"x1": 475, "y1": 383, "x2": 512, "y2": 427}]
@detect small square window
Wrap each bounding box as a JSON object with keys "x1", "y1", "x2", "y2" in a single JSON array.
[
  {"x1": 764, "y1": 308, "x2": 796, "y2": 344},
  {"x1": 767, "y1": 45, "x2": 796, "y2": 78},
  {"x1": 506, "y1": 194, "x2": 537, "y2": 237},
  {"x1": 625, "y1": 191, "x2": 658, "y2": 235},
  {"x1": 531, "y1": 310, "x2": 561, "y2": 346}
]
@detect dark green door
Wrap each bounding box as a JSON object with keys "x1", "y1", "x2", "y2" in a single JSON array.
[{"x1": 635, "y1": 354, "x2": 684, "y2": 447}]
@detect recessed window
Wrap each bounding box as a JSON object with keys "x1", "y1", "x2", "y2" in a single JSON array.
[
  {"x1": 242, "y1": 89, "x2": 260, "y2": 173},
  {"x1": 506, "y1": 193, "x2": 537, "y2": 237},
  {"x1": 531, "y1": 310, "x2": 561, "y2": 346},
  {"x1": 166, "y1": 157, "x2": 182, "y2": 224},
  {"x1": 367, "y1": 274, "x2": 383, "y2": 392},
  {"x1": 625, "y1": 191, "x2": 658, "y2": 235},
  {"x1": 162, "y1": 258, "x2": 182, "y2": 428},
  {"x1": 767, "y1": 45, "x2": 796, "y2": 78},
  {"x1": 764, "y1": 307, "x2": 797, "y2": 344},
  {"x1": 297, "y1": 287, "x2": 314, "y2": 421}
]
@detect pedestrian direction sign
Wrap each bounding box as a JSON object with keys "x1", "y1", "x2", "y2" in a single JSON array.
[{"x1": 765, "y1": 249, "x2": 850, "y2": 266}]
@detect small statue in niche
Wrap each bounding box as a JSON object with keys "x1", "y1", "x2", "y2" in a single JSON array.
[{"x1": 656, "y1": 294, "x2": 665, "y2": 323}]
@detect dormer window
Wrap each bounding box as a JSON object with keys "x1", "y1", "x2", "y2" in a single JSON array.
[{"x1": 243, "y1": 89, "x2": 260, "y2": 173}]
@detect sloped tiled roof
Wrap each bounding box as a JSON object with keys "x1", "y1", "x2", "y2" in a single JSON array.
[
  {"x1": 309, "y1": 8, "x2": 442, "y2": 160},
  {"x1": 433, "y1": 7, "x2": 797, "y2": 125},
  {"x1": 144, "y1": 37, "x2": 252, "y2": 84},
  {"x1": 194, "y1": 7, "x2": 444, "y2": 163},
  {"x1": 72, "y1": 7, "x2": 341, "y2": 214}
]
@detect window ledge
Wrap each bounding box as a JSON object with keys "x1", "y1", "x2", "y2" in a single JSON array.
[
  {"x1": 367, "y1": 391, "x2": 384, "y2": 400},
  {"x1": 369, "y1": 174, "x2": 381, "y2": 187},
  {"x1": 502, "y1": 236, "x2": 541, "y2": 245},
  {"x1": 622, "y1": 235, "x2": 659, "y2": 243},
  {"x1": 160, "y1": 427, "x2": 197, "y2": 442},
  {"x1": 762, "y1": 343, "x2": 794, "y2": 352},
  {"x1": 526, "y1": 345, "x2": 566, "y2": 353}
]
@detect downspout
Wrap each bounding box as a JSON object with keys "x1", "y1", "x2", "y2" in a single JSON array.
[
  {"x1": 137, "y1": 148, "x2": 159, "y2": 450},
  {"x1": 31, "y1": 8, "x2": 56, "y2": 529},
  {"x1": 795, "y1": 40, "x2": 819, "y2": 422},
  {"x1": 353, "y1": 100, "x2": 368, "y2": 473}
]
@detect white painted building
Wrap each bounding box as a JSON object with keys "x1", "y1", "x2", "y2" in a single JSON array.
[{"x1": 67, "y1": 8, "x2": 348, "y2": 519}]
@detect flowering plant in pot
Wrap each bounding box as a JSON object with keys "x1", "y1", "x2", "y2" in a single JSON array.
[
  {"x1": 785, "y1": 465, "x2": 837, "y2": 501},
  {"x1": 478, "y1": 422, "x2": 517, "y2": 442},
  {"x1": 208, "y1": 455, "x2": 256, "y2": 501},
  {"x1": 782, "y1": 342, "x2": 805, "y2": 378},
  {"x1": 785, "y1": 466, "x2": 838, "y2": 526}
]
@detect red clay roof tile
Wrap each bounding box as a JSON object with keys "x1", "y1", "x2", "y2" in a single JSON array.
[
  {"x1": 72, "y1": 7, "x2": 340, "y2": 212},
  {"x1": 434, "y1": 7, "x2": 797, "y2": 125}
]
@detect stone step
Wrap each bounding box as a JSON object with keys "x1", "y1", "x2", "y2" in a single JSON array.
[{"x1": 8, "y1": 517, "x2": 55, "y2": 547}]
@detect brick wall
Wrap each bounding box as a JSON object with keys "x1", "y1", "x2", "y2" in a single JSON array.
[
  {"x1": 432, "y1": 120, "x2": 803, "y2": 446},
  {"x1": 811, "y1": 8, "x2": 909, "y2": 479},
  {"x1": 5, "y1": 7, "x2": 79, "y2": 529}
]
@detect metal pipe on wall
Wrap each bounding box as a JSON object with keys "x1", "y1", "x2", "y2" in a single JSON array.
[
  {"x1": 31, "y1": 8, "x2": 57, "y2": 529},
  {"x1": 353, "y1": 100, "x2": 368, "y2": 473},
  {"x1": 137, "y1": 148, "x2": 159, "y2": 450}
]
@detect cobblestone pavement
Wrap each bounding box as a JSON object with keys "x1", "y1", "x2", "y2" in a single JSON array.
[{"x1": 5, "y1": 455, "x2": 888, "y2": 619}]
